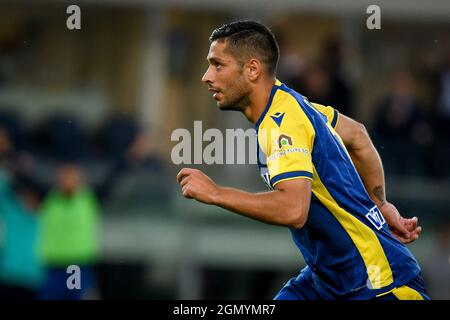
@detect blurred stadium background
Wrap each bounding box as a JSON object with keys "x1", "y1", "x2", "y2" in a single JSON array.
[{"x1": 0, "y1": 0, "x2": 449, "y2": 299}]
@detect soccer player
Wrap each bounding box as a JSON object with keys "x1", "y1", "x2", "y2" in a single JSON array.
[{"x1": 176, "y1": 21, "x2": 427, "y2": 300}]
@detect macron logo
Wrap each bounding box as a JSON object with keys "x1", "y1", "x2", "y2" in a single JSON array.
[
  {"x1": 270, "y1": 112, "x2": 285, "y2": 127},
  {"x1": 365, "y1": 206, "x2": 386, "y2": 230}
]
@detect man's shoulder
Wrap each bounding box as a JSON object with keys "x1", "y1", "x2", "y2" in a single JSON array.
[{"x1": 261, "y1": 93, "x2": 310, "y2": 129}]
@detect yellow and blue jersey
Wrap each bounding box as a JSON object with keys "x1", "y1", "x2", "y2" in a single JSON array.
[{"x1": 256, "y1": 80, "x2": 421, "y2": 299}]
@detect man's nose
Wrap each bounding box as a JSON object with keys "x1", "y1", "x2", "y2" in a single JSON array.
[{"x1": 202, "y1": 66, "x2": 213, "y2": 84}]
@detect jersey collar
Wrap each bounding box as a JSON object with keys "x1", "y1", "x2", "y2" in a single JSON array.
[{"x1": 254, "y1": 79, "x2": 282, "y2": 131}]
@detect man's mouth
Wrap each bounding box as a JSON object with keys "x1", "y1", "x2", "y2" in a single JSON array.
[{"x1": 209, "y1": 88, "x2": 221, "y2": 100}]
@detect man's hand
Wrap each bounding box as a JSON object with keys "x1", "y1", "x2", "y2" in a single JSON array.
[
  {"x1": 176, "y1": 168, "x2": 220, "y2": 204},
  {"x1": 380, "y1": 201, "x2": 422, "y2": 244}
]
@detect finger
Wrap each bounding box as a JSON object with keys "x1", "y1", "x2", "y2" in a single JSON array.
[
  {"x1": 182, "y1": 185, "x2": 193, "y2": 198},
  {"x1": 398, "y1": 224, "x2": 411, "y2": 238},
  {"x1": 393, "y1": 220, "x2": 411, "y2": 238},
  {"x1": 399, "y1": 216, "x2": 420, "y2": 234},
  {"x1": 397, "y1": 226, "x2": 421, "y2": 244},
  {"x1": 409, "y1": 226, "x2": 422, "y2": 238},
  {"x1": 177, "y1": 168, "x2": 199, "y2": 183},
  {"x1": 392, "y1": 229, "x2": 412, "y2": 243},
  {"x1": 179, "y1": 176, "x2": 191, "y2": 187},
  {"x1": 177, "y1": 168, "x2": 193, "y2": 183},
  {"x1": 176, "y1": 169, "x2": 184, "y2": 183},
  {"x1": 405, "y1": 217, "x2": 418, "y2": 228},
  {"x1": 394, "y1": 231, "x2": 413, "y2": 244},
  {"x1": 408, "y1": 217, "x2": 418, "y2": 229},
  {"x1": 405, "y1": 231, "x2": 420, "y2": 243}
]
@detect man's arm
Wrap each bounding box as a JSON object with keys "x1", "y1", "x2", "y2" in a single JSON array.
[
  {"x1": 335, "y1": 114, "x2": 421, "y2": 243},
  {"x1": 177, "y1": 168, "x2": 311, "y2": 229}
]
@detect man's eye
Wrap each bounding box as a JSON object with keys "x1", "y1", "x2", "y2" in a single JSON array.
[{"x1": 215, "y1": 63, "x2": 222, "y2": 69}]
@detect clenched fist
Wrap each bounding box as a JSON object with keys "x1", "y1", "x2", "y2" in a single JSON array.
[{"x1": 176, "y1": 168, "x2": 220, "y2": 204}]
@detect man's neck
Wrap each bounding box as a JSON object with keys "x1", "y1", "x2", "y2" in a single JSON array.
[{"x1": 242, "y1": 78, "x2": 277, "y2": 124}]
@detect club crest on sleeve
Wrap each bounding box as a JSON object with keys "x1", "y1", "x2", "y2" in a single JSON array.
[
  {"x1": 365, "y1": 206, "x2": 386, "y2": 230},
  {"x1": 277, "y1": 134, "x2": 293, "y2": 149}
]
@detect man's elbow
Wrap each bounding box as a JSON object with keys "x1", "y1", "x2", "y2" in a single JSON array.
[
  {"x1": 348, "y1": 121, "x2": 370, "y2": 150},
  {"x1": 356, "y1": 122, "x2": 369, "y2": 139},
  {"x1": 287, "y1": 207, "x2": 308, "y2": 229},
  {"x1": 274, "y1": 181, "x2": 311, "y2": 229}
]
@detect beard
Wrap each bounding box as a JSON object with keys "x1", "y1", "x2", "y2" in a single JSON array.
[{"x1": 217, "y1": 81, "x2": 251, "y2": 112}]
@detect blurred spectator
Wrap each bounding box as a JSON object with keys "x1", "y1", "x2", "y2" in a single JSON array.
[
  {"x1": 126, "y1": 130, "x2": 163, "y2": 171},
  {"x1": 422, "y1": 223, "x2": 450, "y2": 299},
  {"x1": 277, "y1": 48, "x2": 306, "y2": 89},
  {"x1": 38, "y1": 163, "x2": 100, "y2": 300},
  {"x1": 0, "y1": 126, "x2": 13, "y2": 166},
  {"x1": 276, "y1": 31, "x2": 306, "y2": 91},
  {"x1": 94, "y1": 113, "x2": 163, "y2": 172},
  {"x1": 303, "y1": 64, "x2": 331, "y2": 106},
  {"x1": 95, "y1": 113, "x2": 138, "y2": 161},
  {"x1": 430, "y1": 51, "x2": 450, "y2": 177},
  {"x1": 29, "y1": 114, "x2": 88, "y2": 162},
  {"x1": 434, "y1": 51, "x2": 450, "y2": 138},
  {"x1": 372, "y1": 71, "x2": 435, "y2": 176},
  {"x1": 37, "y1": 125, "x2": 162, "y2": 300},
  {"x1": 319, "y1": 35, "x2": 354, "y2": 117},
  {"x1": 46, "y1": 115, "x2": 87, "y2": 161},
  {"x1": 0, "y1": 170, "x2": 44, "y2": 300},
  {"x1": 0, "y1": 124, "x2": 45, "y2": 299},
  {"x1": 0, "y1": 112, "x2": 23, "y2": 153},
  {"x1": 95, "y1": 126, "x2": 165, "y2": 204},
  {"x1": 276, "y1": 34, "x2": 354, "y2": 117},
  {"x1": 0, "y1": 124, "x2": 35, "y2": 179}
]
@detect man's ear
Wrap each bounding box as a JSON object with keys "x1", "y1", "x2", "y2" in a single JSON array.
[{"x1": 246, "y1": 58, "x2": 262, "y2": 81}]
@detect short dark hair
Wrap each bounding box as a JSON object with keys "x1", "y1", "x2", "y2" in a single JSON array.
[{"x1": 209, "y1": 20, "x2": 279, "y2": 76}]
